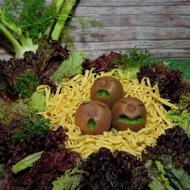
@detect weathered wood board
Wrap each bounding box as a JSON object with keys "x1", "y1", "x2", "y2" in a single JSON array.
[
  {"x1": 0, "y1": 0, "x2": 190, "y2": 59},
  {"x1": 79, "y1": 0, "x2": 190, "y2": 6}
]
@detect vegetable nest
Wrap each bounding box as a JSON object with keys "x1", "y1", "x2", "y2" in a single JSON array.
[{"x1": 40, "y1": 69, "x2": 176, "y2": 158}]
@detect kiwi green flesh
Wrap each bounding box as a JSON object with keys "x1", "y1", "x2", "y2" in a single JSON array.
[
  {"x1": 96, "y1": 90, "x2": 110, "y2": 98},
  {"x1": 87, "y1": 119, "x2": 96, "y2": 131},
  {"x1": 118, "y1": 115, "x2": 145, "y2": 125}
]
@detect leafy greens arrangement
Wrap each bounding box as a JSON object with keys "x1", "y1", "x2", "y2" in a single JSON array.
[
  {"x1": 0, "y1": 47, "x2": 190, "y2": 189},
  {"x1": 0, "y1": 0, "x2": 190, "y2": 188}
]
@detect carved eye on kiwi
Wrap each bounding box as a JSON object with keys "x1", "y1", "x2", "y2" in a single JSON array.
[
  {"x1": 112, "y1": 97, "x2": 147, "y2": 132},
  {"x1": 75, "y1": 101, "x2": 112, "y2": 135},
  {"x1": 91, "y1": 76, "x2": 124, "y2": 108}
]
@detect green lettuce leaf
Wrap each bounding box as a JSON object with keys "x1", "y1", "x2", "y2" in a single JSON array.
[
  {"x1": 166, "y1": 108, "x2": 190, "y2": 124},
  {"x1": 12, "y1": 151, "x2": 43, "y2": 174},
  {"x1": 182, "y1": 118, "x2": 190, "y2": 138},
  {"x1": 28, "y1": 91, "x2": 46, "y2": 113},
  {"x1": 52, "y1": 167, "x2": 84, "y2": 190},
  {"x1": 160, "y1": 155, "x2": 190, "y2": 190},
  {"x1": 51, "y1": 52, "x2": 86, "y2": 84},
  {"x1": 147, "y1": 155, "x2": 190, "y2": 190},
  {"x1": 14, "y1": 72, "x2": 39, "y2": 98},
  {"x1": 146, "y1": 160, "x2": 174, "y2": 190}
]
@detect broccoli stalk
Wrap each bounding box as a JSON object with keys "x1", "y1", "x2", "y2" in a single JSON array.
[{"x1": 0, "y1": 0, "x2": 77, "y2": 58}]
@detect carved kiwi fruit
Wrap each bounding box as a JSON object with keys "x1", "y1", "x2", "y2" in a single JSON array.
[
  {"x1": 91, "y1": 76, "x2": 124, "y2": 108},
  {"x1": 112, "y1": 97, "x2": 147, "y2": 132},
  {"x1": 75, "y1": 100, "x2": 112, "y2": 135}
]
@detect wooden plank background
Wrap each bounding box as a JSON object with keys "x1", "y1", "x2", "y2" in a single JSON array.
[{"x1": 0, "y1": 0, "x2": 190, "y2": 59}]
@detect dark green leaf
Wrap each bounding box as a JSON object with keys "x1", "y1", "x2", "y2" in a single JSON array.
[
  {"x1": 14, "y1": 72, "x2": 39, "y2": 98},
  {"x1": 11, "y1": 128, "x2": 26, "y2": 142},
  {"x1": 52, "y1": 167, "x2": 83, "y2": 190},
  {"x1": 22, "y1": 114, "x2": 50, "y2": 137}
]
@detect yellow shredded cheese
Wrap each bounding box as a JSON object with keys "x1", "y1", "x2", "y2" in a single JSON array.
[{"x1": 40, "y1": 69, "x2": 176, "y2": 158}]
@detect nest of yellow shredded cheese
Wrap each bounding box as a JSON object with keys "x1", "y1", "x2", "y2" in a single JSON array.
[{"x1": 39, "y1": 69, "x2": 176, "y2": 158}]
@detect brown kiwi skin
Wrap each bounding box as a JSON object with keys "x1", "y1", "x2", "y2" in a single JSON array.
[
  {"x1": 75, "y1": 100, "x2": 112, "y2": 135},
  {"x1": 112, "y1": 97, "x2": 147, "y2": 132},
  {"x1": 91, "y1": 76, "x2": 124, "y2": 108}
]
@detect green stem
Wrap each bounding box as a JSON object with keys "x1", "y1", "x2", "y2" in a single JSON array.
[
  {"x1": 51, "y1": 0, "x2": 77, "y2": 40},
  {"x1": 20, "y1": 36, "x2": 35, "y2": 48},
  {"x1": 45, "y1": 0, "x2": 65, "y2": 36},
  {"x1": 0, "y1": 22, "x2": 22, "y2": 53},
  {"x1": 0, "y1": 10, "x2": 22, "y2": 37},
  {"x1": 55, "y1": 0, "x2": 65, "y2": 13},
  {"x1": 0, "y1": 23, "x2": 37, "y2": 58}
]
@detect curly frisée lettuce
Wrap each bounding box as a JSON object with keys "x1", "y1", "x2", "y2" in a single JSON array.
[
  {"x1": 13, "y1": 72, "x2": 39, "y2": 98},
  {"x1": 10, "y1": 114, "x2": 50, "y2": 143}
]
